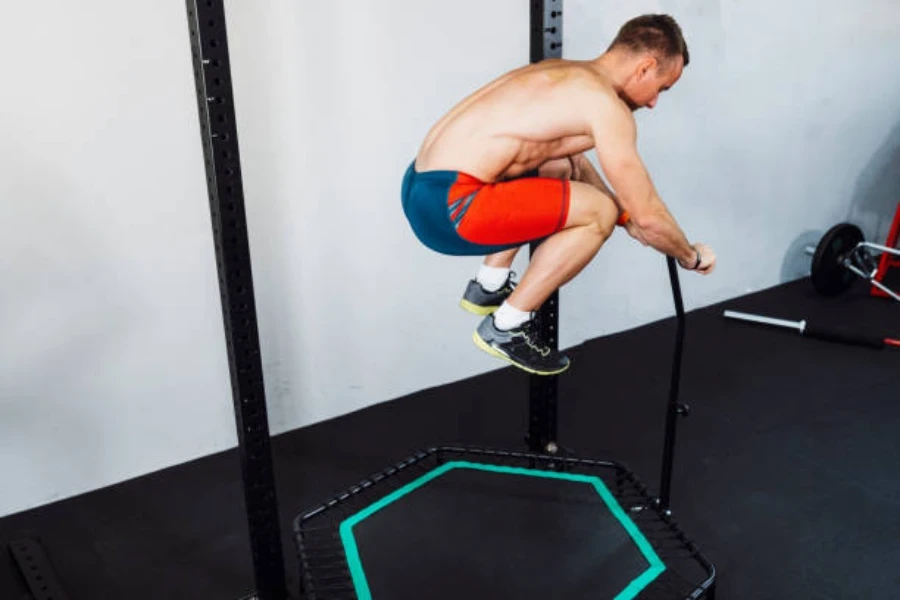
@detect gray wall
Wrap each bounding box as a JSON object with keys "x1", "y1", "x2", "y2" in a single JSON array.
[{"x1": 3, "y1": 0, "x2": 900, "y2": 516}]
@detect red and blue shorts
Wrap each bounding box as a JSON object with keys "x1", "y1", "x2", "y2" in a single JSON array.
[{"x1": 401, "y1": 161, "x2": 571, "y2": 256}]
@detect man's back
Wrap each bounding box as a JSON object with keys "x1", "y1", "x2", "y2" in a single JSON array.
[{"x1": 415, "y1": 60, "x2": 623, "y2": 182}]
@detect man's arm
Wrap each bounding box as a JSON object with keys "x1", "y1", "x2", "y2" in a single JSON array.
[
  {"x1": 570, "y1": 154, "x2": 618, "y2": 203},
  {"x1": 572, "y1": 156, "x2": 648, "y2": 245},
  {"x1": 588, "y1": 100, "x2": 699, "y2": 268}
]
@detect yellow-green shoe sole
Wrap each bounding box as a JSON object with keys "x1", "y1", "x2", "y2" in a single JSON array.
[
  {"x1": 471, "y1": 331, "x2": 570, "y2": 376},
  {"x1": 459, "y1": 299, "x2": 500, "y2": 316}
]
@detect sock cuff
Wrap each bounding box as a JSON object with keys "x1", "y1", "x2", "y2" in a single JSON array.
[
  {"x1": 476, "y1": 265, "x2": 511, "y2": 292},
  {"x1": 494, "y1": 301, "x2": 531, "y2": 330}
]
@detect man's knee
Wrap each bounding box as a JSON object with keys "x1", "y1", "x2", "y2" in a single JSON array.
[
  {"x1": 537, "y1": 157, "x2": 575, "y2": 180},
  {"x1": 566, "y1": 182, "x2": 618, "y2": 237},
  {"x1": 585, "y1": 210, "x2": 616, "y2": 241}
]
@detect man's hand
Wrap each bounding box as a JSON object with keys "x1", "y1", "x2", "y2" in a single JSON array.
[{"x1": 679, "y1": 243, "x2": 716, "y2": 274}]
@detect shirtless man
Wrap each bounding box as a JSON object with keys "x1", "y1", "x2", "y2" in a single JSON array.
[{"x1": 401, "y1": 14, "x2": 716, "y2": 376}]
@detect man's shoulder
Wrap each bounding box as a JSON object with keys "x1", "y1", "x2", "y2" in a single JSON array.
[
  {"x1": 554, "y1": 64, "x2": 621, "y2": 101},
  {"x1": 556, "y1": 65, "x2": 631, "y2": 122}
]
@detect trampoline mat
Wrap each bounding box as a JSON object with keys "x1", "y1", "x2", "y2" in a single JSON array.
[
  {"x1": 296, "y1": 447, "x2": 715, "y2": 600},
  {"x1": 342, "y1": 462, "x2": 663, "y2": 600}
]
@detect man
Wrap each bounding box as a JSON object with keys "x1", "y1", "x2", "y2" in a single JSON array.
[{"x1": 401, "y1": 14, "x2": 716, "y2": 376}]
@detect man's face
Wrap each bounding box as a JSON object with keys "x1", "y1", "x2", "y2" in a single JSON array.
[{"x1": 622, "y1": 55, "x2": 684, "y2": 111}]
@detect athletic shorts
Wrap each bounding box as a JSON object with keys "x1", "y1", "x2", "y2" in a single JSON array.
[{"x1": 400, "y1": 161, "x2": 571, "y2": 256}]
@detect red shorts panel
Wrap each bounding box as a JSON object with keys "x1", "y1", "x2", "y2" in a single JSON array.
[{"x1": 448, "y1": 173, "x2": 570, "y2": 246}]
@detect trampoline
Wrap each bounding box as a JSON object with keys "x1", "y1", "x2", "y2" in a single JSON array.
[
  {"x1": 295, "y1": 447, "x2": 715, "y2": 600},
  {"x1": 182, "y1": 1, "x2": 719, "y2": 598},
  {"x1": 294, "y1": 255, "x2": 717, "y2": 600}
]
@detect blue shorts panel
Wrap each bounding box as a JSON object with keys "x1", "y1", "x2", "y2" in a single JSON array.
[{"x1": 400, "y1": 162, "x2": 522, "y2": 256}]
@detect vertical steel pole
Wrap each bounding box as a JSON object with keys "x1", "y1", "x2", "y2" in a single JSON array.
[
  {"x1": 185, "y1": 3, "x2": 287, "y2": 598},
  {"x1": 526, "y1": 0, "x2": 564, "y2": 455}
]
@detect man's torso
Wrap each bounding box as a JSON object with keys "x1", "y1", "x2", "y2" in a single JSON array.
[{"x1": 415, "y1": 59, "x2": 623, "y2": 181}]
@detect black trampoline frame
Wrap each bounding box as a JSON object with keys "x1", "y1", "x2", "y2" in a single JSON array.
[{"x1": 294, "y1": 446, "x2": 717, "y2": 600}]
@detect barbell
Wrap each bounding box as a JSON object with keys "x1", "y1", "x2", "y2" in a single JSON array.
[{"x1": 806, "y1": 223, "x2": 899, "y2": 302}]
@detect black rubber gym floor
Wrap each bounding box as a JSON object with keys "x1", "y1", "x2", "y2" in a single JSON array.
[{"x1": 2, "y1": 276, "x2": 899, "y2": 599}]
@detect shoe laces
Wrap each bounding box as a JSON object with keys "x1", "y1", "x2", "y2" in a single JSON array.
[
  {"x1": 515, "y1": 319, "x2": 551, "y2": 357},
  {"x1": 502, "y1": 271, "x2": 518, "y2": 293}
]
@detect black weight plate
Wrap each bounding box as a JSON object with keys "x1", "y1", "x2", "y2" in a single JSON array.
[{"x1": 811, "y1": 223, "x2": 864, "y2": 296}]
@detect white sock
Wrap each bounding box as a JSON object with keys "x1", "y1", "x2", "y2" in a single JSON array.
[
  {"x1": 476, "y1": 265, "x2": 510, "y2": 292},
  {"x1": 493, "y1": 301, "x2": 531, "y2": 331}
]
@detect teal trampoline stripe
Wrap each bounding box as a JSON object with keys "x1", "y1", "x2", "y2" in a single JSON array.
[
  {"x1": 590, "y1": 478, "x2": 667, "y2": 599},
  {"x1": 339, "y1": 460, "x2": 665, "y2": 600},
  {"x1": 339, "y1": 463, "x2": 458, "y2": 600}
]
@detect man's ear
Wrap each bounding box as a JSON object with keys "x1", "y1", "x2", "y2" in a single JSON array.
[{"x1": 637, "y1": 55, "x2": 658, "y2": 79}]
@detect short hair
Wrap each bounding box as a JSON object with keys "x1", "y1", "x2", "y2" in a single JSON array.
[{"x1": 608, "y1": 14, "x2": 690, "y2": 68}]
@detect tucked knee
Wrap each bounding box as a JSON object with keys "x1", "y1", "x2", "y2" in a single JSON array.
[
  {"x1": 585, "y1": 204, "x2": 617, "y2": 240},
  {"x1": 538, "y1": 157, "x2": 574, "y2": 180},
  {"x1": 564, "y1": 181, "x2": 620, "y2": 236}
]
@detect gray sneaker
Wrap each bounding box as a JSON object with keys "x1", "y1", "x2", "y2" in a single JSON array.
[
  {"x1": 472, "y1": 314, "x2": 570, "y2": 376},
  {"x1": 459, "y1": 272, "x2": 517, "y2": 316}
]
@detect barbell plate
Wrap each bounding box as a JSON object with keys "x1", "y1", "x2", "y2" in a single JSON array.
[{"x1": 810, "y1": 223, "x2": 864, "y2": 296}]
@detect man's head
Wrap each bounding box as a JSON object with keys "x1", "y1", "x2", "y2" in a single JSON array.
[{"x1": 606, "y1": 14, "x2": 689, "y2": 111}]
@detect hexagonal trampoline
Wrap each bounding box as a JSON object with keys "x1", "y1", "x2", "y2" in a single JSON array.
[{"x1": 295, "y1": 447, "x2": 716, "y2": 599}]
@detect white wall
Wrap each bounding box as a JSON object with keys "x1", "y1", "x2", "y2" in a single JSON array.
[
  {"x1": 4, "y1": 0, "x2": 900, "y2": 516},
  {"x1": 226, "y1": 0, "x2": 531, "y2": 429},
  {"x1": 0, "y1": 0, "x2": 528, "y2": 517},
  {"x1": 0, "y1": 2, "x2": 235, "y2": 516},
  {"x1": 250, "y1": 0, "x2": 900, "y2": 434},
  {"x1": 562, "y1": 0, "x2": 900, "y2": 340}
]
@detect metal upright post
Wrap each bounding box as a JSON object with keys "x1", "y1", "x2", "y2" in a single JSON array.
[
  {"x1": 185, "y1": 3, "x2": 287, "y2": 598},
  {"x1": 526, "y1": 0, "x2": 563, "y2": 455}
]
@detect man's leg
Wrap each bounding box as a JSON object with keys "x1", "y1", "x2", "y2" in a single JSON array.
[
  {"x1": 474, "y1": 180, "x2": 619, "y2": 375},
  {"x1": 460, "y1": 158, "x2": 572, "y2": 315},
  {"x1": 483, "y1": 247, "x2": 520, "y2": 268},
  {"x1": 499, "y1": 158, "x2": 615, "y2": 311},
  {"x1": 506, "y1": 181, "x2": 617, "y2": 311}
]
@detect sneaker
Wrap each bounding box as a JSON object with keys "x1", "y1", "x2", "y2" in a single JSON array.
[
  {"x1": 472, "y1": 315, "x2": 570, "y2": 375},
  {"x1": 459, "y1": 272, "x2": 517, "y2": 315}
]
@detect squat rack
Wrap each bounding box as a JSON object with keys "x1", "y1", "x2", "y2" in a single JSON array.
[
  {"x1": 184, "y1": 1, "x2": 699, "y2": 598},
  {"x1": 185, "y1": 2, "x2": 286, "y2": 598}
]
